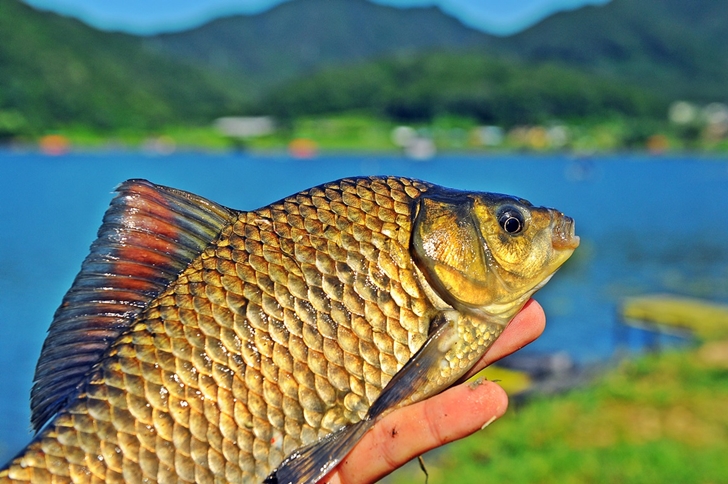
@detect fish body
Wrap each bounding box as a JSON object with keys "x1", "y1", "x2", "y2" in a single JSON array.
[{"x1": 0, "y1": 176, "x2": 578, "y2": 483}]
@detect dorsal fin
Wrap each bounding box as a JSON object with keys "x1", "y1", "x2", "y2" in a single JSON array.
[{"x1": 30, "y1": 179, "x2": 236, "y2": 431}]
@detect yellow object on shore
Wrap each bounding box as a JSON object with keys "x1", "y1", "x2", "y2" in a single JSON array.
[
  {"x1": 480, "y1": 366, "x2": 533, "y2": 395},
  {"x1": 622, "y1": 294, "x2": 728, "y2": 340}
]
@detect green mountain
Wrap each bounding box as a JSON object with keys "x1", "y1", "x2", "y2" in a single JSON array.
[
  {"x1": 3, "y1": 0, "x2": 725, "y2": 136},
  {"x1": 144, "y1": 0, "x2": 488, "y2": 94},
  {"x1": 0, "y1": 0, "x2": 248, "y2": 137},
  {"x1": 491, "y1": 0, "x2": 728, "y2": 102},
  {"x1": 148, "y1": 0, "x2": 728, "y2": 103}
]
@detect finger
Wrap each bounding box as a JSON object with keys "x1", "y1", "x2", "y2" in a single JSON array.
[
  {"x1": 325, "y1": 379, "x2": 508, "y2": 484},
  {"x1": 322, "y1": 298, "x2": 545, "y2": 484},
  {"x1": 461, "y1": 298, "x2": 546, "y2": 380}
]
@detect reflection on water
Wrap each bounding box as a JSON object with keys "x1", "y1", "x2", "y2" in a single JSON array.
[
  {"x1": 0, "y1": 152, "x2": 726, "y2": 462},
  {"x1": 565, "y1": 158, "x2": 599, "y2": 182}
]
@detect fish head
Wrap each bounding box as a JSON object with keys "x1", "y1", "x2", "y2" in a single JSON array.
[{"x1": 412, "y1": 189, "x2": 579, "y2": 323}]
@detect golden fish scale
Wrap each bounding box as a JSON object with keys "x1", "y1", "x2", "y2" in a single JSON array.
[{"x1": 2, "y1": 177, "x2": 441, "y2": 483}]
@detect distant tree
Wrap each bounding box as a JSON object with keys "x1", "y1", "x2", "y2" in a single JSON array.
[{"x1": 258, "y1": 51, "x2": 668, "y2": 125}]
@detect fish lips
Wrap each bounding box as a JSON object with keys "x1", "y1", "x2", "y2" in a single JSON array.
[{"x1": 551, "y1": 214, "x2": 580, "y2": 251}]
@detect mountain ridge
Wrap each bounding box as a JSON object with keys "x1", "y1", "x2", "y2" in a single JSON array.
[
  {"x1": 21, "y1": 0, "x2": 608, "y2": 36},
  {"x1": 489, "y1": 0, "x2": 728, "y2": 101},
  {"x1": 0, "y1": 0, "x2": 249, "y2": 135},
  {"x1": 2, "y1": 0, "x2": 726, "y2": 137},
  {"x1": 144, "y1": 0, "x2": 492, "y2": 93},
  {"x1": 147, "y1": 0, "x2": 728, "y2": 102}
]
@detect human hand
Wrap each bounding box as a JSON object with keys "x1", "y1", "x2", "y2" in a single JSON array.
[{"x1": 322, "y1": 299, "x2": 546, "y2": 484}]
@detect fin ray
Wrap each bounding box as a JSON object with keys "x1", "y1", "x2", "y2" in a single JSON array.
[
  {"x1": 264, "y1": 421, "x2": 372, "y2": 484},
  {"x1": 30, "y1": 179, "x2": 235, "y2": 431}
]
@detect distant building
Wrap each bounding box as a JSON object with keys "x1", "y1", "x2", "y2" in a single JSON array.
[{"x1": 214, "y1": 116, "x2": 275, "y2": 138}]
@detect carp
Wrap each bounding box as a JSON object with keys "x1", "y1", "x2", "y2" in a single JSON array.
[{"x1": 0, "y1": 176, "x2": 578, "y2": 484}]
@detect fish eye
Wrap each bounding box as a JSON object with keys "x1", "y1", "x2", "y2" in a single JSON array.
[{"x1": 498, "y1": 207, "x2": 525, "y2": 235}]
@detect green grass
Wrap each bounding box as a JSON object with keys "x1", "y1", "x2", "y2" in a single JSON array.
[
  {"x1": 389, "y1": 347, "x2": 728, "y2": 484},
  {"x1": 23, "y1": 114, "x2": 728, "y2": 154}
]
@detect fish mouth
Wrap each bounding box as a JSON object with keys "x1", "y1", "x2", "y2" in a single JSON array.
[{"x1": 551, "y1": 214, "x2": 580, "y2": 250}]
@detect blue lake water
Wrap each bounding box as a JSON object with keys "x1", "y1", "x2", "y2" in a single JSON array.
[{"x1": 1, "y1": 150, "x2": 727, "y2": 462}]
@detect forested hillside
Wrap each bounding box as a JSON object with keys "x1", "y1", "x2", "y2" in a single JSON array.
[
  {"x1": 149, "y1": 0, "x2": 728, "y2": 103},
  {"x1": 145, "y1": 0, "x2": 489, "y2": 92},
  {"x1": 0, "y1": 0, "x2": 248, "y2": 137},
  {"x1": 2, "y1": 0, "x2": 726, "y2": 140},
  {"x1": 254, "y1": 52, "x2": 666, "y2": 125},
  {"x1": 490, "y1": 0, "x2": 728, "y2": 102}
]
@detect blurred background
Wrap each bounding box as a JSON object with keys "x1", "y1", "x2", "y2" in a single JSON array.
[{"x1": 1, "y1": 0, "x2": 727, "y2": 482}]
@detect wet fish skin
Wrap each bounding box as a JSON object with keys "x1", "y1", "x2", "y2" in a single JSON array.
[
  {"x1": 268, "y1": 184, "x2": 578, "y2": 484},
  {"x1": 1, "y1": 177, "x2": 438, "y2": 483},
  {"x1": 0, "y1": 176, "x2": 578, "y2": 484}
]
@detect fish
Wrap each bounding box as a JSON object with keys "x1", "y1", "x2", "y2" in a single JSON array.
[{"x1": 0, "y1": 176, "x2": 578, "y2": 484}]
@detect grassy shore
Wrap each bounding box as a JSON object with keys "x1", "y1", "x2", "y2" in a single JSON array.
[
  {"x1": 388, "y1": 344, "x2": 728, "y2": 483},
  {"x1": 16, "y1": 114, "x2": 728, "y2": 154}
]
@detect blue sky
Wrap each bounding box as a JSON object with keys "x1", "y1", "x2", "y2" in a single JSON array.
[{"x1": 23, "y1": 0, "x2": 610, "y2": 35}]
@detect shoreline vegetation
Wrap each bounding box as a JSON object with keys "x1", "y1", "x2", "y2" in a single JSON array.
[
  {"x1": 386, "y1": 296, "x2": 728, "y2": 483},
  {"x1": 386, "y1": 343, "x2": 728, "y2": 484},
  {"x1": 385, "y1": 295, "x2": 728, "y2": 484},
  {"x1": 5, "y1": 113, "x2": 728, "y2": 158}
]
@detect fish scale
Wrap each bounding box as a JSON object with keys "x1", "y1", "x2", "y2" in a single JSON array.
[
  {"x1": 2, "y1": 177, "x2": 439, "y2": 483},
  {"x1": 2, "y1": 175, "x2": 579, "y2": 484}
]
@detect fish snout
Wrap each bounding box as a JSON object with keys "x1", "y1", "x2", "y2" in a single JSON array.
[{"x1": 551, "y1": 213, "x2": 580, "y2": 250}]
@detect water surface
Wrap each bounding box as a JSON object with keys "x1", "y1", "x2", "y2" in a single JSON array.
[{"x1": 1, "y1": 151, "x2": 726, "y2": 462}]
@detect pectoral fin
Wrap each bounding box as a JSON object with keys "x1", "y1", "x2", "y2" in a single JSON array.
[
  {"x1": 367, "y1": 310, "x2": 458, "y2": 417},
  {"x1": 265, "y1": 312, "x2": 459, "y2": 484},
  {"x1": 263, "y1": 419, "x2": 371, "y2": 484}
]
